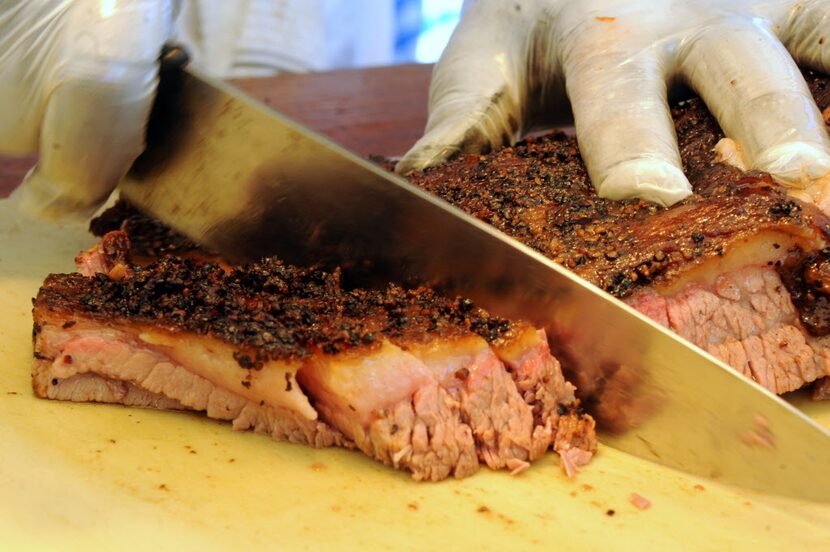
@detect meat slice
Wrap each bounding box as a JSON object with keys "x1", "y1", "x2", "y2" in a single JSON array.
[
  {"x1": 33, "y1": 251, "x2": 596, "y2": 480},
  {"x1": 628, "y1": 266, "x2": 830, "y2": 395}
]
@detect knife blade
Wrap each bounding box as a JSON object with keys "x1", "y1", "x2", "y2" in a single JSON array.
[{"x1": 118, "y1": 65, "x2": 830, "y2": 502}]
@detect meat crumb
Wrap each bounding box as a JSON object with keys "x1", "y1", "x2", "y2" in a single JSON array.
[
  {"x1": 605, "y1": 509, "x2": 616, "y2": 517},
  {"x1": 629, "y1": 493, "x2": 651, "y2": 510},
  {"x1": 392, "y1": 445, "x2": 412, "y2": 466},
  {"x1": 506, "y1": 458, "x2": 530, "y2": 475},
  {"x1": 692, "y1": 484, "x2": 705, "y2": 491},
  {"x1": 558, "y1": 446, "x2": 594, "y2": 478}
]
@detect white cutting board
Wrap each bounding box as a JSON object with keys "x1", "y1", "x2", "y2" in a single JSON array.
[{"x1": 1, "y1": 197, "x2": 828, "y2": 551}]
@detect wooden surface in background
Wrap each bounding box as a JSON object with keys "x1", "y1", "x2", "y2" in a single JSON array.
[{"x1": 0, "y1": 63, "x2": 432, "y2": 198}]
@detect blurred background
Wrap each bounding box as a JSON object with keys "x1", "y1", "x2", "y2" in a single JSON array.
[
  {"x1": 394, "y1": 0, "x2": 463, "y2": 65},
  {"x1": 321, "y1": 0, "x2": 463, "y2": 70},
  {"x1": 173, "y1": 0, "x2": 465, "y2": 77},
  {"x1": 0, "y1": 1, "x2": 465, "y2": 195}
]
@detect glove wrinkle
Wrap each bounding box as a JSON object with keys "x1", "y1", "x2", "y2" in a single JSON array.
[{"x1": 0, "y1": 0, "x2": 174, "y2": 218}]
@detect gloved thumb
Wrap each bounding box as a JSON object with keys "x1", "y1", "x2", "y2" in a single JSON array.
[{"x1": 13, "y1": 1, "x2": 174, "y2": 219}]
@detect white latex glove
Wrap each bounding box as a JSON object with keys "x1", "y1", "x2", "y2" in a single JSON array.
[
  {"x1": 397, "y1": 0, "x2": 830, "y2": 208},
  {"x1": 0, "y1": 1, "x2": 175, "y2": 218}
]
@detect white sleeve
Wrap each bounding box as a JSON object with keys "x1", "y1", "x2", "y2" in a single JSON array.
[
  {"x1": 322, "y1": 0, "x2": 395, "y2": 69},
  {"x1": 176, "y1": 0, "x2": 329, "y2": 78}
]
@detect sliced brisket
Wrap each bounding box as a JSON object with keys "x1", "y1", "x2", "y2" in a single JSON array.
[
  {"x1": 87, "y1": 72, "x2": 830, "y2": 404},
  {"x1": 404, "y1": 70, "x2": 830, "y2": 403},
  {"x1": 33, "y1": 244, "x2": 595, "y2": 480}
]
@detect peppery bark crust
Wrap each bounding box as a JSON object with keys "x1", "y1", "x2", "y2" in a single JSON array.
[
  {"x1": 34, "y1": 256, "x2": 517, "y2": 369},
  {"x1": 92, "y1": 73, "x2": 830, "y2": 335}
]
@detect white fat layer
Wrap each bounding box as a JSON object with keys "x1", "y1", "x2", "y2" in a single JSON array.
[
  {"x1": 490, "y1": 326, "x2": 543, "y2": 364},
  {"x1": 403, "y1": 334, "x2": 491, "y2": 384},
  {"x1": 301, "y1": 340, "x2": 434, "y2": 424},
  {"x1": 655, "y1": 231, "x2": 822, "y2": 296},
  {"x1": 40, "y1": 321, "x2": 316, "y2": 420}
]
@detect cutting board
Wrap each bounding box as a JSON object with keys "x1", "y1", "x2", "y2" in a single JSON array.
[{"x1": 1, "y1": 196, "x2": 829, "y2": 551}]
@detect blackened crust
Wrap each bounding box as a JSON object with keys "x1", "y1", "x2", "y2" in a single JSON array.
[
  {"x1": 34, "y1": 256, "x2": 516, "y2": 367},
  {"x1": 779, "y1": 248, "x2": 830, "y2": 336},
  {"x1": 91, "y1": 72, "x2": 830, "y2": 317}
]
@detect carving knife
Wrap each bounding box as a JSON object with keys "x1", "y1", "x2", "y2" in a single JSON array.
[{"x1": 118, "y1": 60, "x2": 830, "y2": 503}]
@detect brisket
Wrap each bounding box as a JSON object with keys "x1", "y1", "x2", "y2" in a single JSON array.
[
  {"x1": 87, "y1": 72, "x2": 830, "y2": 406},
  {"x1": 33, "y1": 239, "x2": 596, "y2": 480},
  {"x1": 404, "y1": 70, "x2": 830, "y2": 404}
]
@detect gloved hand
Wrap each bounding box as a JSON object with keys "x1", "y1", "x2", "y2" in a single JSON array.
[
  {"x1": 397, "y1": 0, "x2": 830, "y2": 208},
  {"x1": 0, "y1": 1, "x2": 176, "y2": 218}
]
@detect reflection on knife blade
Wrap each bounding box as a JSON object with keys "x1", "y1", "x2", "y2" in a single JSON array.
[{"x1": 117, "y1": 66, "x2": 830, "y2": 502}]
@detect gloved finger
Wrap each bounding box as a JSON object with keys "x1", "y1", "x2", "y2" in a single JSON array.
[
  {"x1": 678, "y1": 17, "x2": 830, "y2": 187},
  {"x1": 396, "y1": 1, "x2": 531, "y2": 175},
  {"x1": 20, "y1": 76, "x2": 157, "y2": 218},
  {"x1": 16, "y1": 0, "x2": 175, "y2": 219},
  {"x1": 779, "y1": 0, "x2": 830, "y2": 73},
  {"x1": 0, "y1": 1, "x2": 68, "y2": 155},
  {"x1": 562, "y1": 29, "x2": 690, "y2": 207}
]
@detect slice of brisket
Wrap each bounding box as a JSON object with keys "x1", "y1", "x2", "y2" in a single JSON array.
[
  {"x1": 405, "y1": 70, "x2": 830, "y2": 403},
  {"x1": 33, "y1": 236, "x2": 595, "y2": 481}
]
